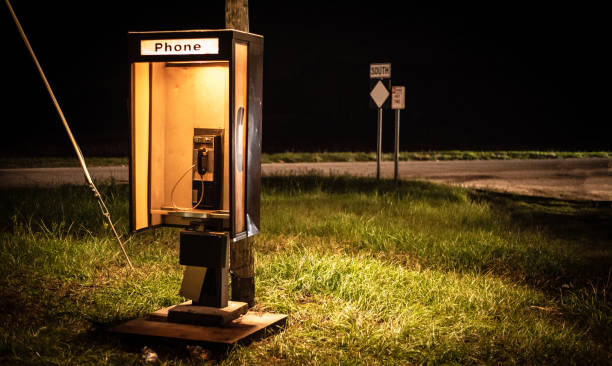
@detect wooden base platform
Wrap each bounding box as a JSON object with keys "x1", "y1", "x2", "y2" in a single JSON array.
[
  {"x1": 110, "y1": 302, "x2": 287, "y2": 346},
  {"x1": 168, "y1": 301, "x2": 248, "y2": 326}
]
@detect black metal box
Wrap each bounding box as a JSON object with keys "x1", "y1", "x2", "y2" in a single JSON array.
[{"x1": 179, "y1": 231, "x2": 229, "y2": 268}]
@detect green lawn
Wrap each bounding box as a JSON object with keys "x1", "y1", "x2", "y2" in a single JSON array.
[{"x1": 0, "y1": 177, "x2": 610, "y2": 364}]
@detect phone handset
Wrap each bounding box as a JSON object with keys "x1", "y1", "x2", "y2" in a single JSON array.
[{"x1": 197, "y1": 148, "x2": 208, "y2": 176}]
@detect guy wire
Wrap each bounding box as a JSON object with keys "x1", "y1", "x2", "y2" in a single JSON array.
[{"x1": 5, "y1": 0, "x2": 134, "y2": 270}]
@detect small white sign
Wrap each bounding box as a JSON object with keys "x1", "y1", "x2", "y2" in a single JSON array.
[
  {"x1": 392, "y1": 86, "x2": 405, "y2": 110},
  {"x1": 370, "y1": 63, "x2": 391, "y2": 79},
  {"x1": 141, "y1": 38, "x2": 219, "y2": 56},
  {"x1": 370, "y1": 80, "x2": 390, "y2": 108}
]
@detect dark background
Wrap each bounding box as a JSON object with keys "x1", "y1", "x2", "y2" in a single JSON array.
[{"x1": 1, "y1": 1, "x2": 609, "y2": 156}]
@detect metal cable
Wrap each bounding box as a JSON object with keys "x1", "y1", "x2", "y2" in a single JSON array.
[{"x1": 5, "y1": 0, "x2": 134, "y2": 270}]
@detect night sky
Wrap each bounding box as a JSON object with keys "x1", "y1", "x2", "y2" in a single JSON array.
[{"x1": 1, "y1": 2, "x2": 608, "y2": 156}]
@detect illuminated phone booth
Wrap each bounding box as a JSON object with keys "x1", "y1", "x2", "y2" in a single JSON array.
[{"x1": 128, "y1": 30, "x2": 263, "y2": 308}]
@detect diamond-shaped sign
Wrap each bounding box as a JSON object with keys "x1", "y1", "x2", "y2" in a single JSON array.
[{"x1": 370, "y1": 80, "x2": 390, "y2": 109}]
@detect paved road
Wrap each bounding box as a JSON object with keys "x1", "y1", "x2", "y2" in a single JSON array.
[
  {"x1": 1, "y1": 158, "x2": 611, "y2": 201},
  {"x1": 0, "y1": 166, "x2": 129, "y2": 188}
]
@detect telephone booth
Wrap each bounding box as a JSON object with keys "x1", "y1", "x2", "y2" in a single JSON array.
[
  {"x1": 128, "y1": 29, "x2": 263, "y2": 308},
  {"x1": 113, "y1": 29, "x2": 285, "y2": 343},
  {"x1": 128, "y1": 29, "x2": 263, "y2": 241}
]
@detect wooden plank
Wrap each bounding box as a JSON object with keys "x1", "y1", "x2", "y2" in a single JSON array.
[
  {"x1": 111, "y1": 311, "x2": 287, "y2": 345},
  {"x1": 168, "y1": 301, "x2": 248, "y2": 326},
  {"x1": 148, "y1": 300, "x2": 192, "y2": 322}
]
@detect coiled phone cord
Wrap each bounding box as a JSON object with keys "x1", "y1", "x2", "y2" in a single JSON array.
[
  {"x1": 170, "y1": 164, "x2": 206, "y2": 211},
  {"x1": 5, "y1": 0, "x2": 134, "y2": 270}
]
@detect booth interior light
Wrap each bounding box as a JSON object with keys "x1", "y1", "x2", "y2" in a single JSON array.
[{"x1": 165, "y1": 61, "x2": 229, "y2": 67}]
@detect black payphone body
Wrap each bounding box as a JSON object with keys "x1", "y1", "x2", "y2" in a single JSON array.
[{"x1": 192, "y1": 129, "x2": 223, "y2": 210}]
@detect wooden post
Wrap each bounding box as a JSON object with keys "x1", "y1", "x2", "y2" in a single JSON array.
[
  {"x1": 230, "y1": 240, "x2": 254, "y2": 307},
  {"x1": 226, "y1": 0, "x2": 255, "y2": 307},
  {"x1": 225, "y1": 0, "x2": 249, "y2": 32}
]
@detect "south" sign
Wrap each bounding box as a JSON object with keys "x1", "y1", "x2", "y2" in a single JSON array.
[{"x1": 369, "y1": 63, "x2": 391, "y2": 79}]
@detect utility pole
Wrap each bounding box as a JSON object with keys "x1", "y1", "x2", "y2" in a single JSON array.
[
  {"x1": 225, "y1": 0, "x2": 249, "y2": 31},
  {"x1": 226, "y1": 0, "x2": 254, "y2": 307}
]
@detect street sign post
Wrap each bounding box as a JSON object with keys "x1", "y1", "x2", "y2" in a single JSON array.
[
  {"x1": 369, "y1": 63, "x2": 391, "y2": 180},
  {"x1": 391, "y1": 86, "x2": 405, "y2": 181}
]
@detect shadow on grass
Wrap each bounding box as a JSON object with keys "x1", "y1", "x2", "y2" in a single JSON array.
[
  {"x1": 77, "y1": 326, "x2": 232, "y2": 365},
  {"x1": 471, "y1": 189, "x2": 612, "y2": 286},
  {"x1": 83, "y1": 317, "x2": 276, "y2": 364}
]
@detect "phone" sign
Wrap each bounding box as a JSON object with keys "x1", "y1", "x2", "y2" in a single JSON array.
[{"x1": 141, "y1": 38, "x2": 219, "y2": 56}]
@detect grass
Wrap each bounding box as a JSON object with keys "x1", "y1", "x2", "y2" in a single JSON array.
[
  {"x1": 0, "y1": 177, "x2": 611, "y2": 364},
  {"x1": 1, "y1": 150, "x2": 610, "y2": 168}
]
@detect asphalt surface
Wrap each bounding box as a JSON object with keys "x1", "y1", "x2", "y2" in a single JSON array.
[
  {"x1": 1, "y1": 158, "x2": 611, "y2": 201},
  {"x1": 0, "y1": 166, "x2": 129, "y2": 188}
]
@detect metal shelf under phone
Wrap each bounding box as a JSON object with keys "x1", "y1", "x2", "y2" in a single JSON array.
[{"x1": 156, "y1": 208, "x2": 230, "y2": 220}]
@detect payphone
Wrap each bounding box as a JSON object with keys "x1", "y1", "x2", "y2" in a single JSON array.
[
  {"x1": 128, "y1": 30, "x2": 263, "y2": 311},
  {"x1": 192, "y1": 130, "x2": 222, "y2": 210}
]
